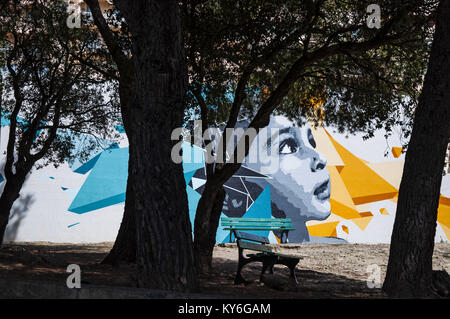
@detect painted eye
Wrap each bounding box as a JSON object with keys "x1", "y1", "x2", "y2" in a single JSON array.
[{"x1": 279, "y1": 138, "x2": 298, "y2": 154}]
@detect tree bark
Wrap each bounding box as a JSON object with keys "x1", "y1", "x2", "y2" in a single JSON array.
[
  {"x1": 193, "y1": 182, "x2": 226, "y2": 273},
  {"x1": 100, "y1": 109, "x2": 137, "y2": 265},
  {"x1": 101, "y1": 72, "x2": 136, "y2": 265},
  {"x1": 101, "y1": 169, "x2": 136, "y2": 264},
  {"x1": 114, "y1": 0, "x2": 198, "y2": 291},
  {"x1": 383, "y1": 0, "x2": 450, "y2": 298},
  {"x1": 84, "y1": 0, "x2": 138, "y2": 266},
  {"x1": 0, "y1": 175, "x2": 26, "y2": 246}
]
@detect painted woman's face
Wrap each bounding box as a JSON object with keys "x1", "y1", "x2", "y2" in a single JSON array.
[{"x1": 246, "y1": 115, "x2": 331, "y2": 221}]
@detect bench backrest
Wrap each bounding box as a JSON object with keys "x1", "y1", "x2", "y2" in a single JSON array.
[
  {"x1": 234, "y1": 230, "x2": 274, "y2": 253},
  {"x1": 234, "y1": 230, "x2": 269, "y2": 244},
  {"x1": 221, "y1": 217, "x2": 293, "y2": 229}
]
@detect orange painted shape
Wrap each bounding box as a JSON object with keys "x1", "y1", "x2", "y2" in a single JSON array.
[
  {"x1": 328, "y1": 166, "x2": 361, "y2": 219},
  {"x1": 379, "y1": 208, "x2": 390, "y2": 215},
  {"x1": 307, "y1": 222, "x2": 340, "y2": 237},
  {"x1": 352, "y1": 192, "x2": 398, "y2": 205},
  {"x1": 437, "y1": 196, "x2": 450, "y2": 229},
  {"x1": 341, "y1": 225, "x2": 349, "y2": 234},
  {"x1": 440, "y1": 196, "x2": 450, "y2": 207},
  {"x1": 336, "y1": 165, "x2": 344, "y2": 173},
  {"x1": 324, "y1": 130, "x2": 398, "y2": 205},
  {"x1": 359, "y1": 211, "x2": 373, "y2": 217},
  {"x1": 391, "y1": 147, "x2": 403, "y2": 158},
  {"x1": 351, "y1": 216, "x2": 373, "y2": 231}
]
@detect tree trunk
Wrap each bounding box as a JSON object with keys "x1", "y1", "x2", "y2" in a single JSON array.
[
  {"x1": 383, "y1": 1, "x2": 450, "y2": 298},
  {"x1": 0, "y1": 176, "x2": 25, "y2": 246},
  {"x1": 102, "y1": 78, "x2": 136, "y2": 265},
  {"x1": 101, "y1": 169, "x2": 136, "y2": 264},
  {"x1": 193, "y1": 182, "x2": 226, "y2": 273},
  {"x1": 115, "y1": 0, "x2": 198, "y2": 291}
]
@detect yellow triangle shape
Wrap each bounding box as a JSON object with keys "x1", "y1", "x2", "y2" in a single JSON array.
[
  {"x1": 324, "y1": 130, "x2": 398, "y2": 205},
  {"x1": 438, "y1": 196, "x2": 450, "y2": 229},
  {"x1": 307, "y1": 221, "x2": 339, "y2": 237},
  {"x1": 351, "y1": 216, "x2": 373, "y2": 231},
  {"x1": 328, "y1": 166, "x2": 360, "y2": 219}
]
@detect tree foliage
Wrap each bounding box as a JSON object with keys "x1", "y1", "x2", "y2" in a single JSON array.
[
  {"x1": 0, "y1": 0, "x2": 119, "y2": 172},
  {"x1": 183, "y1": 0, "x2": 436, "y2": 147},
  {"x1": 0, "y1": 0, "x2": 119, "y2": 245},
  {"x1": 182, "y1": 0, "x2": 439, "y2": 272}
]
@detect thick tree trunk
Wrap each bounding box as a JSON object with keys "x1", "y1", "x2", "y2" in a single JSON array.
[
  {"x1": 101, "y1": 169, "x2": 136, "y2": 264},
  {"x1": 0, "y1": 177, "x2": 25, "y2": 246},
  {"x1": 115, "y1": 0, "x2": 198, "y2": 291},
  {"x1": 383, "y1": 1, "x2": 450, "y2": 298},
  {"x1": 193, "y1": 182, "x2": 226, "y2": 273},
  {"x1": 102, "y1": 80, "x2": 136, "y2": 265}
]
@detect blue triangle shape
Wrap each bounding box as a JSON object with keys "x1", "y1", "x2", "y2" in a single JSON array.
[
  {"x1": 241, "y1": 185, "x2": 272, "y2": 238},
  {"x1": 186, "y1": 185, "x2": 201, "y2": 236},
  {"x1": 184, "y1": 170, "x2": 196, "y2": 186},
  {"x1": 68, "y1": 148, "x2": 128, "y2": 214},
  {"x1": 182, "y1": 142, "x2": 204, "y2": 173},
  {"x1": 216, "y1": 212, "x2": 231, "y2": 243}
]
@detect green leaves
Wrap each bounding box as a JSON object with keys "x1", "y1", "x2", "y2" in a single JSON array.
[
  {"x1": 1, "y1": 0, "x2": 120, "y2": 170},
  {"x1": 183, "y1": 0, "x2": 437, "y2": 147}
]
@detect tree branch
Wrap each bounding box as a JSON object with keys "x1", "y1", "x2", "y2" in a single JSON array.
[
  {"x1": 84, "y1": 0, "x2": 132, "y2": 75},
  {"x1": 215, "y1": 19, "x2": 411, "y2": 183}
]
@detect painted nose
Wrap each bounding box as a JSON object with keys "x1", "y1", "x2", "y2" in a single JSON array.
[{"x1": 311, "y1": 150, "x2": 327, "y2": 172}]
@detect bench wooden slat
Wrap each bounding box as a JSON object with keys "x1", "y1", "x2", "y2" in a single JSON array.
[
  {"x1": 223, "y1": 224, "x2": 294, "y2": 227},
  {"x1": 238, "y1": 240, "x2": 274, "y2": 253},
  {"x1": 222, "y1": 220, "x2": 294, "y2": 228},
  {"x1": 221, "y1": 217, "x2": 291, "y2": 222},
  {"x1": 224, "y1": 225, "x2": 294, "y2": 230},
  {"x1": 221, "y1": 217, "x2": 295, "y2": 244},
  {"x1": 222, "y1": 220, "x2": 292, "y2": 224},
  {"x1": 223, "y1": 224, "x2": 293, "y2": 228},
  {"x1": 234, "y1": 230, "x2": 270, "y2": 244}
]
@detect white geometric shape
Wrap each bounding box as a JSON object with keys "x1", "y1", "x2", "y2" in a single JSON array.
[{"x1": 191, "y1": 177, "x2": 206, "y2": 190}]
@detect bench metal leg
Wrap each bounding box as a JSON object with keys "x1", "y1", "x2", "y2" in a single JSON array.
[
  {"x1": 280, "y1": 258, "x2": 299, "y2": 288},
  {"x1": 234, "y1": 261, "x2": 248, "y2": 285},
  {"x1": 234, "y1": 248, "x2": 256, "y2": 285},
  {"x1": 260, "y1": 257, "x2": 277, "y2": 282},
  {"x1": 288, "y1": 264, "x2": 298, "y2": 287}
]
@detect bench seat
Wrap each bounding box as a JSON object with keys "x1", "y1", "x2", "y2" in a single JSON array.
[{"x1": 232, "y1": 230, "x2": 301, "y2": 288}]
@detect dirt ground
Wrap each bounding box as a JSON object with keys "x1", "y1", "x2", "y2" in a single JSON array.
[{"x1": 0, "y1": 242, "x2": 449, "y2": 298}]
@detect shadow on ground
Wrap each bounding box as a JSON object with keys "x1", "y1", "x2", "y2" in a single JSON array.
[
  {"x1": 202, "y1": 257, "x2": 382, "y2": 298},
  {"x1": 0, "y1": 243, "x2": 385, "y2": 298}
]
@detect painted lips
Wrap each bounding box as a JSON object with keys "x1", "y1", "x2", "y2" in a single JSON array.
[{"x1": 313, "y1": 179, "x2": 330, "y2": 201}]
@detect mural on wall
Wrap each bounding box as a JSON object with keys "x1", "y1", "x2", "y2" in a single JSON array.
[
  {"x1": 185, "y1": 115, "x2": 450, "y2": 244},
  {"x1": 1, "y1": 115, "x2": 450, "y2": 243}
]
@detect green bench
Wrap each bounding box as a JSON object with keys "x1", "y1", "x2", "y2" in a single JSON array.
[
  {"x1": 221, "y1": 217, "x2": 295, "y2": 243},
  {"x1": 232, "y1": 230, "x2": 301, "y2": 287}
]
